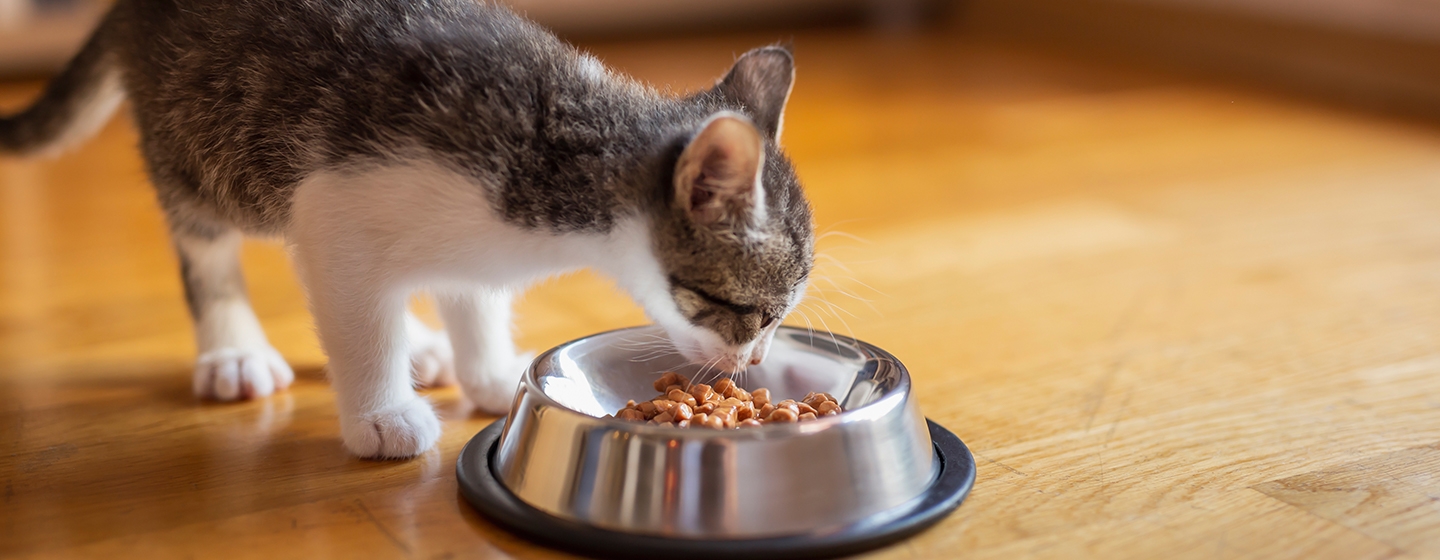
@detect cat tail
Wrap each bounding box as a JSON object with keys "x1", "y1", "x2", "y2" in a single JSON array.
[{"x1": 0, "y1": 13, "x2": 124, "y2": 157}]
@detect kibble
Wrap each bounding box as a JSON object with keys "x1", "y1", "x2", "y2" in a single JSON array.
[
  {"x1": 667, "y1": 388, "x2": 697, "y2": 407},
  {"x1": 654, "y1": 372, "x2": 690, "y2": 392},
  {"x1": 612, "y1": 373, "x2": 844, "y2": 429},
  {"x1": 672, "y1": 402, "x2": 693, "y2": 421},
  {"x1": 802, "y1": 391, "x2": 837, "y2": 409},
  {"x1": 617, "y1": 408, "x2": 646, "y2": 422},
  {"x1": 756, "y1": 403, "x2": 776, "y2": 419},
  {"x1": 765, "y1": 408, "x2": 799, "y2": 423},
  {"x1": 689, "y1": 383, "x2": 719, "y2": 404}
]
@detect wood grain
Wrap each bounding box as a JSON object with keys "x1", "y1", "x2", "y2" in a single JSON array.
[
  {"x1": 1256, "y1": 442, "x2": 1440, "y2": 554},
  {"x1": 3, "y1": 27, "x2": 1440, "y2": 559}
]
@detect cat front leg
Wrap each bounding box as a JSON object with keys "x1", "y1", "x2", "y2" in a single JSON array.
[
  {"x1": 305, "y1": 269, "x2": 441, "y2": 458},
  {"x1": 437, "y1": 289, "x2": 531, "y2": 414},
  {"x1": 173, "y1": 224, "x2": 294, "y2": 401}
]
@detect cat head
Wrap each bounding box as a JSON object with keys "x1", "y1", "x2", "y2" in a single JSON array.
[{"x1": 645, "y1": 46, "x2": 814, "y2": 373}]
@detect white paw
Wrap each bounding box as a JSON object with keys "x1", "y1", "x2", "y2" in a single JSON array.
[
  {"x1": 408, "y1": 324, "x2": 455, "y2": 388},
  {"x1": 459, "y1": 351, "x2": 534, "y2": 415},
  {"x1": 340, "y1": 397, "x2": 442, "y2": 459},
  {"x1": 194, "y1": 347, "x2": 295, "y2": 401}
]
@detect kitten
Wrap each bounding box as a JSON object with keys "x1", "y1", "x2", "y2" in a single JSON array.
[{"x1": 0, "y1": 0, "x2": 814, "y2": 458}]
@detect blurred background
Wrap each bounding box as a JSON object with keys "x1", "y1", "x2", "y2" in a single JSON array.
[
  {"x1": 4, "y1": 1, "x2": 1440, "y2": 558},
  {"x1": 5, "y1": 0, "x2": 1439, "y2": 118}
]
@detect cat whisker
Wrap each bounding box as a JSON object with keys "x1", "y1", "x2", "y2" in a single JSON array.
[
  {"x1": 692, "y1": 354, "x2": 724, "y2": 386},
  {"x1": 815, "y1": 252, "x2": 858, "y2": 275},
  {"x1": 807, "y1": 295, "x2": 862, "y2": 322},
  {"x1": 615, "y1": 333, "x2": 674, "y2": 345},
  {"x1": 792, "y1": 307, "x2": 818, "y2": 335},
  {"x1": 811, "y1": 269, "x2": 885, "y2": 303},
  {"x1": 814, "y1": 223, "x2": 872, "y2": 244},
  {"x1": 799, "y1": 300, "x2": 847, "y2": 351}
]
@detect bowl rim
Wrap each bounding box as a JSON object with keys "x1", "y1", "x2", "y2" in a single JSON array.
[{"x1": 518, "y1": 324, "x2": 913, "y2": 438}]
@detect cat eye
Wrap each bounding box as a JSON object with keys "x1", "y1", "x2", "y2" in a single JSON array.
[
  {"x1": 760, "y1": 312, "x2": 777, "y2": 329},
  {"x1": 669, "y1": 276, "x2": 757, "y2": 316}
]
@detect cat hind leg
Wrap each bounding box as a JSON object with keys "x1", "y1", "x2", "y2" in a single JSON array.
[
  {"x1": 437, "y1": 289, "x2": 530, "y2": 414},
  {"x1": 405, "y1": 310, "x2": 455, "y2": 388},
  {"x1": 173, "y1": 225, "x2": 294, "y2": 401}
]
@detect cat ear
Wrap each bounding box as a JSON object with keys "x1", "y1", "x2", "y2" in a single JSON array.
[
  {"x1": 675, "y1": 112, "x2": 766, "y2": 229},
  {"x1": 716, "y1": 46, "x2": 795, "y2": 140}
]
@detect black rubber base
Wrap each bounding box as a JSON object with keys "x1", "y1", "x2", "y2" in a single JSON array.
[{"x1": 456, "y1": 418, "x2": 975, "y2": 560}]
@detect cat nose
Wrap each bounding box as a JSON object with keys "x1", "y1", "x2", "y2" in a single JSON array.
[{"x1": 748, "y1": 340, "x2": 771, "y2": 365}]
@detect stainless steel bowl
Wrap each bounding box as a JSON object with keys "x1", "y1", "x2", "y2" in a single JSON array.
[{"x1": 488, "y1": 325, "x2": 939, "y2": 539}]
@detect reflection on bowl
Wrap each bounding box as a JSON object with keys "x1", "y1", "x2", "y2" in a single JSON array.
[{"x1": 492, "y1": 325, "x2": 937, "y2": 539}]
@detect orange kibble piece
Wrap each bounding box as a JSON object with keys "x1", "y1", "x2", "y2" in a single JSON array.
[
  {"x1": 667, "y1": 389, "x2": 697, "y2": 407},
  {"x1": 752, "y1": 388, "x2": 771, "y2": 407},
  {"x1": 798, "y1": 412, "x2": 817, "y2": 422},
  {"x1": 796, "y1": 402, "x2": 817, "y2": 416},
  {"x1": 802, "y1": 392, "x2": 828, "y2": 409},
  {"x1": 757, "y1": 403, "x2": 776, "y2": 419},
  {"x1": 765, "y1": 408, "x2": 798, "y2": 423},
  {"x1": 712, "y1": 406, "x2": 737, "y2": 426},
  {"x1": 652, "y1": 411, "x2": 675, "y2": 424},
  {"x1": 736, "y1": 403, "x2": 755, "y2": 421},
  {"x1": 714, "y1": 378, "x2": 735, "y2": 397},
  {"x1": 738, "y1": 419, "x2": 763, "y2": 428},
  {"x1": 617, "y1": 409, "x2": 646, "y2": 422},
  {"x1": 672, "y1": 402, "x2": 693, "y2": 422},
  {"x1": 689, "y1": 384, "x2": 716, "y2": 404},
  {"x1": 817, "y1": 401, "x2": 841, "y2": 416}
]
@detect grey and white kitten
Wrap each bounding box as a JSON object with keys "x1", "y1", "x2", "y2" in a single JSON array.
[{"x1": 0, "y1": 0, "x2": 814, "y2": 458}]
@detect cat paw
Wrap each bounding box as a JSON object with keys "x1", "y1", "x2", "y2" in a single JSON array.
[
  {"x1": 408, "y1": 324, "x2": 455, "y2": 388},
  {"x1": 340, "y1": 398, "x2": 442, "y2": 459},
  {"x1": 194, "y1": 347, "x2": 295, "y2": 401},
  {"x1": 460, "y1": 351, "x2": 534, "y2": 415}
]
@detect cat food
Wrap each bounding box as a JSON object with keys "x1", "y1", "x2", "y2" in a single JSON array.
[{"x1": 609, "y1": 372, "x2": 841, "y2": 429}]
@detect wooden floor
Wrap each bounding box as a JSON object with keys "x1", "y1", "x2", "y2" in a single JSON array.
[{"x1": 4, "y1": 27, "x2": 1440, "y2": 559}]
